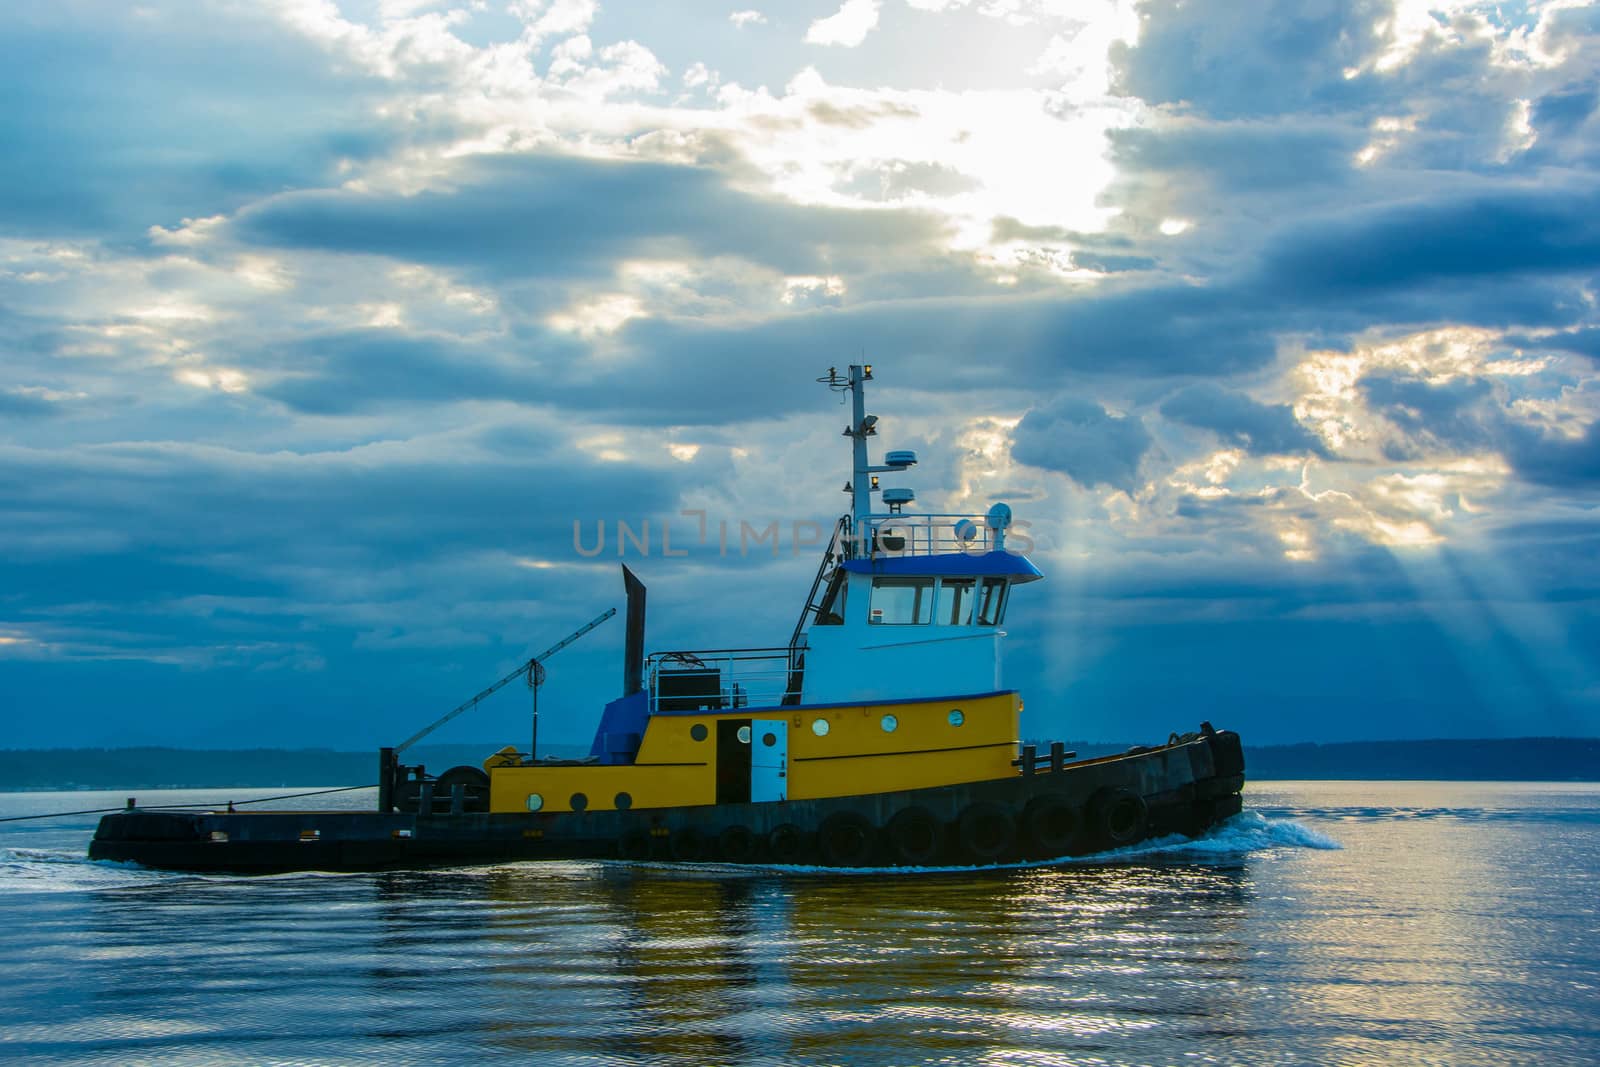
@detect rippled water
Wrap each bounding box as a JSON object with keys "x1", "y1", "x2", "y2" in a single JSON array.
[{"x1": 3, "y1": 782, "x2": 1599, "y2": 1065}]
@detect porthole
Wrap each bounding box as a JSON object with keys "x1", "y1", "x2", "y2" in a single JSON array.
[
  {"x1": 570, "y1": 792, "x2": 589, "y2": 812},
  {"x1": 761, "y1": 731, "x2": 777, "y2": 747},
  {"x1": 690, "y1": 723, "x2": 708, "y2": 742},
  {"x1": 614, "y1": 792, "x2": 633, "y2": 811},
  {"x1": 737, "y1": 725, "x2": 751, "y2": 744},
  {"x1": 948, "y1": 708, "x2": 965, "y2": 727},
  {"x1": 526, "y1": 793, "x2": 544, "y2": 812},
  {"x1": 812, "y1": 718, "x2": 831, "y2": 737},
  {"x1": 881, "y1": 714, "x2": 899, "y2": 733}
]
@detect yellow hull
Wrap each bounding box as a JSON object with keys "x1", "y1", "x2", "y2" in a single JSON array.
[{"x1": 486, "y1": 691, "x2": 1020, "y2": 814}]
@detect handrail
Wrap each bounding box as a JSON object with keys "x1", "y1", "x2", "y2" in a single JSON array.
[
  {"x1": 647, "y1": 645, "x2": 797, "y2": 659},
  {"x1": 790, "y1": 514, "x2": 850, "y2": 652},
  {"x1": 857, "y1": 513, "x2": 1001, "y2": 558},
  {"x1": 646, "y1": 646, "x2": 800, "y2": 713}
]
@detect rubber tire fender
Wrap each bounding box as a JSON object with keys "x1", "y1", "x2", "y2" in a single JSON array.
[
  {"x1": 886, "y1": 806, "x2": 944, "y2": 866},
  {"x1": 617, "y1": 827, "x2": 654, "y2": 861},
  {"x1": 669, "y1": 826, "x2": 705, "y2": 862},
  {"x1": 956, "y1": 802, "x2": 1016, "y2": 863},
  {"x1": 817, "y1": 812, "x2": 878, "y2": 868},
  {"x1": 1022, "y1": 794, "x2": 1081, "y2": 857},
  {"x1": 1091, "y1": 787, "x2": 1148, "y2": 847},
  {"x1": 717, "y1": 824, "x2": 758, "y2": 864},
  {"x1": 767, "y1": 823, "x2": 808, "y2": 865}
]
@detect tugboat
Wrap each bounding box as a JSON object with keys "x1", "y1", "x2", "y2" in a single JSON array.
[{"x1": 90, "y1": 365, "x2": 1244, "y2": 871}]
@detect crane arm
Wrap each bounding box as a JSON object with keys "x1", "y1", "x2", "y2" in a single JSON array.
[{"x1": 394, "y1": 607, "x2": 617, "y2": 754}]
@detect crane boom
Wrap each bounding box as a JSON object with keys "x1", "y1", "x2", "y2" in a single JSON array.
[{"x1": 394, "y1": 607, "x2": 617, "y2": 754}]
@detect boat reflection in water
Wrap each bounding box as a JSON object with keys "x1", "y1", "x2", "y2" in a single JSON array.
[{"x1": 365, "y1": 859, "x2": 1253, "y2": 1063}]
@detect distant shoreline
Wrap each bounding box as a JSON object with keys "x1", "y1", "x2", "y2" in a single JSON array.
[{"x1": 3, "y1": 737, "x2": 1598, "y2": 791}]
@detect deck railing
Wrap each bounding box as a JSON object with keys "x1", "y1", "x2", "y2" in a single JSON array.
[
  {"x1": 646, "y1": 646, "x2": 802, "y2": 713},
  {"x1": 852, "y1": 513, "x2": 1002, "y2": 559}
]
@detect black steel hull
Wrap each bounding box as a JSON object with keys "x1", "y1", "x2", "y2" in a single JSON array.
[{"x1": 89, "y1": 729, "x2": 1245, "y2": 872}]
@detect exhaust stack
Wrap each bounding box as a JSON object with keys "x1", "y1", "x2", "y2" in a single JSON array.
[{"x1": 622, "y1": 564, "x2": 646, "y2": 695}]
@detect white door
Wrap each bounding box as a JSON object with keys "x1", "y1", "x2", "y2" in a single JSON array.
[{"x1": 750, "y1": 720, "x2": 788, "y2": 802}]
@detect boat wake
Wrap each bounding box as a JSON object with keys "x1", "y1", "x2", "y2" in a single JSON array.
[
  {"x1": 1100, "y1": 809, "x2": 1342, "y2": 860},
  {"x1": 615, "y1": 810, "x2": 1340, "y2": 877},
  {"x1": 0, "y1": 846, "x2": 181, "y2": 894}
]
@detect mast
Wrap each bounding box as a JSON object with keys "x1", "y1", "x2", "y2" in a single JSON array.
[
  {"x1": 819, "y1": 363, "x2": 916, "y2": 555},
  {"x1": 848, "y1": 364, "x2": 872, "y2": 530}
]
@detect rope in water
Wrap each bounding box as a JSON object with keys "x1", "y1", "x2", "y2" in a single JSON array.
[{"x1": 0, "y1": 783, "x2": 379, "y2": 823}]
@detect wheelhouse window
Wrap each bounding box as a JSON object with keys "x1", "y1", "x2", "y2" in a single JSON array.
[
  {"x1": 935, "y1": 578, "x2": 976, "y2": 625},
  {"x1": 869, "y1": 577, "x2": 934, "y2": 624},
  {"x1": 975, "y1": 578, "x2": 1009, "y2": 626}
]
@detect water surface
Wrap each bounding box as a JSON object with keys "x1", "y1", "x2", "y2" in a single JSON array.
[{"x1": 2, "y1": 782, "x2": 1598, "y2": 1065}]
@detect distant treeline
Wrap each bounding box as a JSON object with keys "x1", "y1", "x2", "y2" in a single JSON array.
[
  {"x1": 1241, "y1": 737, "x2": 1600, "y2": 781},
  {"x1": 0, "y1": 743, "x2": 589, "y2": 792},
  {"x1": 2, "y1": 737, "x2": 1598, "y2": 791}
]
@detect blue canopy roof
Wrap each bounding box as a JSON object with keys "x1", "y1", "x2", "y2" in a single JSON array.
[{"x1": 840, "y1": 550, "x2": 1043, "y2": 583}]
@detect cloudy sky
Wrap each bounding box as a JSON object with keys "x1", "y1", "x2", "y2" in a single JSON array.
[{"x1": 3, "y1": 0, "x2": 1598, "y2": 752}]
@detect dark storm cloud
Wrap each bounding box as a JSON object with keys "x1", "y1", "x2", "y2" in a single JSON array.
[
  {"x1": 1503, "y1": 419, "x2": 1600, "y2": 489},
  {"x1": 256, "y1": 330, "x2": 584, "y2": 415},
  {"x1": 1160, "y1": 383, "x2": 1329, "y2": 456},
  {"x1": 244, "y1": 273, "x2": 1282, "y2": 427},
  {"x1": 1010, "y1": 396, "x2": 1153, "y2": 491},
  {"x1": 0, "y1": 431, "x2": 703, "y2": 574},
  {"x1": 0, "y1": 3, "x2": 395, "y2": 238},
  {"x1": 589, "y1": 282, "x2": 1274, "y2": 418},
  {"x1": 1253, "y1": 186, "x2": 1600, "y2": 295},
  {"x1": 237, "y1": 153, "x2": 948, "y2": 280}
]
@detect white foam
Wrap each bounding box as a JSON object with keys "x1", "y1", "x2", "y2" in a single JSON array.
[
  {"x1": 0, "y1": 846, "x2": 180, "y2": 893},
  {"x1": 609, "y1": 810, "x2": 1341, "y2": 877},
  {"x1": 1090, "y1": 809, "x2": 1342, "y2": 861}
]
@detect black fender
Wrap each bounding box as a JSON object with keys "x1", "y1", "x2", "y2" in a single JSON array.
[
  {"x1": 767, "y1": 823, "x2": 809, "y2": 864},
  {"x1": 717, "y1": 824, "x2": 757, "y2": 863},
  {"x1": 957, "y1": 801, "x2": 1016, "y2": 862},
  {"x1": 1090, "y1": 787, "x2": 1148, "y2": 847},
  {"x1": 1022, "y1": 794, "x2": 1081, "y2": 856},
  {"x1": 817, "y1": 812, "x2": 878, "y2": 867},
  {"x1": 886, "y1": 806, "x2": 944, "y2": 866}
]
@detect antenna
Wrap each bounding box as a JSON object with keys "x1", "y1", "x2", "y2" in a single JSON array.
[{"x1": 817, "y1": 366, "x2": 850, "y2": 402}]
